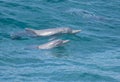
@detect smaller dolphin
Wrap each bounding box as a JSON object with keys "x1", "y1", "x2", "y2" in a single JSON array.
[
  {"x1": 25, "y1": 27, "x2": 81, "y2": 37},
  {"x1": 38, "y1": 39, "x2": 70, "y2": 49}
]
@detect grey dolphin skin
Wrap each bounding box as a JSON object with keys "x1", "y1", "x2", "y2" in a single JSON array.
[
  {"x1": 38, "y1": 39, "x2": 70, "y2": 49},
  {"x1": 25, "y1": 27, "x2": 81, "y2": 37}
]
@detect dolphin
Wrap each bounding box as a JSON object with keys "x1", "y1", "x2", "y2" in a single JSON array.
[
  {"x1": 25, "y1": 27, "x2": 81, "y2": 37},
  {"x1": 38, "y1": 39, "x2": 70, "y2": 49}
]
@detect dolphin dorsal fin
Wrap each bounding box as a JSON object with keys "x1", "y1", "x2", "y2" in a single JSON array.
[{"x1": 25, "y1": 28, "x2": 36, "y2": 34}]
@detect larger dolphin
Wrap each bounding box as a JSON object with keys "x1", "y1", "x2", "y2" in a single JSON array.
[
  {"x1": 38, "y1": 39, "x2": 69, "y2": 49},
  {"x1": 25, "y1": 27, "x2": 81, "y2": 37}
]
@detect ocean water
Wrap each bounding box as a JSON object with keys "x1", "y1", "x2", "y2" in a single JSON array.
[{"x1": 0, "y1": 0, "x2": 120, "y2": 82}]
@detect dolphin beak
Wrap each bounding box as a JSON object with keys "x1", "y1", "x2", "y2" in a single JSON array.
[
  {"x1": 72, "y1": 30, "x2": 81, "y2": 34},
  {"x1": 63, "y1": 40, "x2": 70, "y2": 44}
]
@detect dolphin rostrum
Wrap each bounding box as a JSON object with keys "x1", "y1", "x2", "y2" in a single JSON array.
[
  {"x1": 38, "y1": 39, "x2": 70, "y2": 49},
  {"x1": 25, "y1": 27, "x2": 81, "y2": 37}
]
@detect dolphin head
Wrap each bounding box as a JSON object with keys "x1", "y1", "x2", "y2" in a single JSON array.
[
  {"x1": 61, "y1": 27, "x2": 72, "y2": 33},
  {"x1": 50, "y1": 39, "x2": 70, "y2": 49},
  {"x1": 63, "y1": 40, "x2": 70, "y2": 43},
  {"x1": 72, "y1": 29, "x2": 81, "y2": 34},
  {"x1": 51, "y1": 39, "x2": 64, "y2": 46},
  {"x1": 61, "y1": 27, "x2": 81, "y2": 34}
]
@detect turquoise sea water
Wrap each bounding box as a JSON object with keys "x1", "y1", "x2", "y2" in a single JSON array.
[{"x1": 0, "y1": 0, "x2": 120, "y2": 82}]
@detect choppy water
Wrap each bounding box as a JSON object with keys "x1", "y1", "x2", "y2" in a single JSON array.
[{"x1": 0, "y1": 0, "x2": 120, "y2": 82}]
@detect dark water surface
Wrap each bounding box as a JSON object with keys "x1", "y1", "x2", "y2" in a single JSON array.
[{"x1": 0, "y1": 0, "x2": 120, "y2": 82}]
